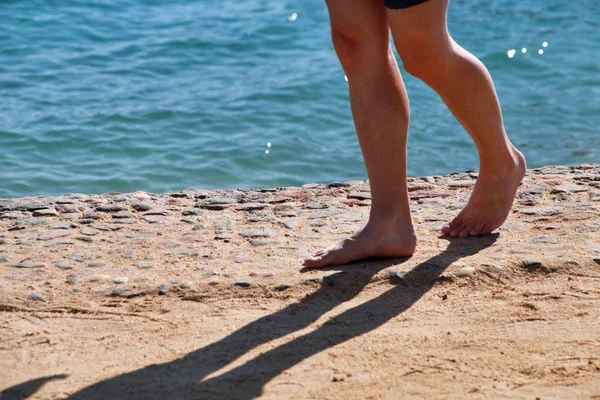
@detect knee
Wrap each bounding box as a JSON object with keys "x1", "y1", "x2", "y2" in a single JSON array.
[
  {"x1": 331, "y1": 27, "x2": 367, "y2": 73},
  {"x1": 396, "y1": 39, "x2": 454, "y2": 82},
  {"x1": 330, "y1": 26, "x2": 387, "y2": 74}
]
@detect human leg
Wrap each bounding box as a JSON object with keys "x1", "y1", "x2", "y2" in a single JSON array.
[
  {"x1": 304, "y1": 0, "x2": 416, "y2": 268},
  {"x1": 386, "y1": 0, "x2": 526, "y2": 238}
]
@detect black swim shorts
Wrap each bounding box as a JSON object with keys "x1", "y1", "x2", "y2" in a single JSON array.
[{"x1": 385, "y1": 0, "x2": 429, "y2": 9}]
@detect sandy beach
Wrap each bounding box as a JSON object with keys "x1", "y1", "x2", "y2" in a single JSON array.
[{"x1": 1, "y1": 164, "x2": 599, "y2": 399}]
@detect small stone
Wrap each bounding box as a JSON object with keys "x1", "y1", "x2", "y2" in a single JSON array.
[
  {"x1": 9, "y1": 261, "x2": 45, "y2": 268},
  {"x1": 79, "y1": 227, "x2": 99, "y2": 236},
  {"x1": 215, "y1": 234, "x2": 233, "y2": 241},
  {"x1": 29, "y1": 293, "x2": 47, "y2": 302},
  {"x1": 281, "y1": 218, "x2": 301, "y2": 229},
  {"x1": 481, "y1": 264, "x2": 503, "y2": 275},
  {"x1": 113, "y1": 211, "x2": 134, "y2": 219},
  {"x1": 134, "y1": 262, "x2": 154, "y2": 269},
  {"x1": 76, "y1": 236, "x2": 94, "y2": 243},
  {"x1": 520, "y1": 207, "x2": 562, "y2": 216},
  {"x1": 89, "y1": 274, "x2": 109, "y2": 282},
  {"x1": 161, "y1": 240, "x2": 181, "y2": 248},
  {"x1": 551, "y1": 183, "x2": 589, "y2": 194},
  {"x1": 418, "y1": 197, "x2": 447, "y2": 206},
  {"x1": 158, "y1": 283, "x2": 170, "y2": 295},
  {"x1": 455, "y1": 267, "x2": 475, "y2": 278},
  {"x1": 96, "y1": 204, "x2": 127, "y2": 213},
  {"x1": 142, "y1": 215, "x2": 168, "y2": 224},
  {"x1": 38, "y1": 231, "x2": 71, "y2": 241},
  {"x1": 131, "y1": 201, "x2": 154, "y2": 211},
  {"x1": 273, "y1": 204, "x2": 297, "y2": 217},
  {"x1": 409, "y1": 189, "x2": 453, "y2": 200},
  {"x1": 234, "y1": 279, "x2": 251, "y2": 287},
  {"x1": 65, "y1": 276, "x2": 78, "y2": 284},
  {"x1": 347, "y1": 192, "x2": 371, "y2": 200},
  {"x1": 532, "y1": 236, "x2": 558, "y2": 244},
  {"x1": 112, "y1": 277, "x2": 129, "y2": 284},
  {"x1": 448, "y1": 180, "x2": 475, "y2": 188},
  {"x1": 275, "y1": 283, "x2": 292, "y2": 291},
  {"x1": 55, "y1": 261, "x2": 72, "y2": 270},
  {"x1": 60, "y1": 204, "x2": 80, "y2": 214},
  {"x1": 234, "y1": 256, "x2": 252, "y2": 263},
  {"x1": 522, "y1": 260, "x2": 543, "y2": 271},
  {"x1": 88, "y1": 261, "x2": 109, "y2": 268},
  {"x1": 250, "y1": 239, "x2": 273, "y2": 246},
  {"x1": 389, "y1": 269, "x2": 406, "y2": 281},
  {"x1": 51, "y1": 222, "x2": 71, "y2": 229},
  {"x1": 111, "y1": 285, "x2": 132, "y2": 296},
  {"x1": 32, "y1": 208, "x2": 59, "y2": 217},
  {"x1": 325, "y1": 272, "x2": 347, "y2": 286},
  {"x1": 236, "y1": 203, "x2": 269, "y2": 211},
  {"x1": 200, "y1": 197, "x2": 236, "y2": 210},
  {"x1": 182, "y1": 208, "x2": 203, "y2": 216},
  {"x1": 308, "y1": 210, "x2": 343, "y2": 219},
  {"x1": 239, "y1": 230, "x2": 280, "y2": 238},
  {"x1": 132, "y1": 192, "x2": 151, "y2": 201},
  {"x1": 0, "y1": 255, "x2": 10, "y2": 262},
  {"x1": 563, "y1": 261, "x2": 581, "y2": 269}
]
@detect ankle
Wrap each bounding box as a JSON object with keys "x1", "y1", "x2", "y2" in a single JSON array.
[{"x1": 479, "y1": 145, "x2": 524, "y2": 176}]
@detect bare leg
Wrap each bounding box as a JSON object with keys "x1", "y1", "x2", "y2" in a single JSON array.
[
  {"x1": 304, "y1": 0, "x2": 416, "y2": 269},
  {"x1": 387, "y1": 0, "x2": 526, "y2": 238}
]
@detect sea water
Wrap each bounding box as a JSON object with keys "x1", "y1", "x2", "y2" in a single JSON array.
[{"x1": 1, "y1": 0, "x2": 599, "y2": 197}]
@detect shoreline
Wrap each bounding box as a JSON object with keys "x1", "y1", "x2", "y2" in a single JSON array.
[{"x1": 2, "y1": 163, "x2": 600, "y2": 399}]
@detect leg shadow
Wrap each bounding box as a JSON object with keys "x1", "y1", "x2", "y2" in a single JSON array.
[
  {"x1": 6, "y1": 235, "x2": 496, "y2": 400},
  {"x1": 1, "y1": 374, "x2": 68, "y2": 400}
]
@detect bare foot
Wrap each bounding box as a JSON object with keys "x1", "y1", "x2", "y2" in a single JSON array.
[
  {"x1": 303, "y1": 219, "x2": 417, "y2": 269},
  {"x1": 442, "y1": 148, "x2": 526, "y2": 238}
]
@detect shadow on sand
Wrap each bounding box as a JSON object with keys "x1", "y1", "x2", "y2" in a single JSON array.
[{"x1": 2, "y1": 235, "x2": 497, "y2": 400}]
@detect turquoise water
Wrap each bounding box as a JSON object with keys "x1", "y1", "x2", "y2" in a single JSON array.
[{"x1": 1, "y1": 0, "x2": 599, "y2": 198}]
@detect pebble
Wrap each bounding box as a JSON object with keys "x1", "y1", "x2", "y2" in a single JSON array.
[
  {"x1": 111, "y1": 285, "x2": 131, "y2": 296},
  {"x1": 418, "y1": 197, "x2": 447, "y2": 206},
  {"x1": 236, "y1": 203, "x2": 269, "y2": 211},
  {"x1": 347, "y1": 192, "x2": 371, "y2": 200},
  {"x1": 134, "y1": 262, "x2": 154, "y2": 269},
  {"x1": 131, "y1": 201, "x2": 154, "y2": 211},
  {"x1": 0, "y1": 255, "x2": 11, "y2": 262},
  {"x1": 239, "y1": 230, "x2": 280, "y2": 238},
  {"x1": 182, "y1": 208, "x2": 203, "y2": 216},
  {"x1": 281, "y1": 218, "x2": 301, "y2": 229},
  {"x1": 113, "y1": 211, "x2": 134, "y2": 219},
  {"x1": 200, "y1": 197, "x2": 236, "y2": 210},
  {"x1": 234, "y1": 256, "x2": 253, "y2": 263},
  {"x1": 76, "y1": 236, "x2": 94, "y2": 243},
  {"x1": 29, "y1": 293, "x2": 47, "y2": 302},
  {"x1": 522, "y1": 260, "x2": 543, "y2": 271},
  {"x1": 161, "y1": 240, "x2": 181, "y2": 248},
  {"x1": 481, "y1": 264, "x2": 503, "y2": 275},
  {"x1": 389, "y1": 269, "x2": 406, "y2": 281},
  {"x1": 55, "y1": 261, "x2": 73, "y2": 270},
  {"x1": 273, "y1": 204, "x2": 297, "y2": 217},
  {"x1": 22, "y1": 202, "x2": 50, "y2": 211},
  {"x1": 532, "y1": 236, "x2": 558, "y2": 244},
  {"x1": 234, "y1": 279, "x2": 251, "y2": 287},
  {"x1": 88, "y1": 261, "x2": 109, "y2": 268},
  {"x1": 325, "y1": 272, "x2": 347, "y2": 286},
  {"x1": 60, "y1": 205, "x2": 81, "y2": 214},
  {"x1": 96, "y1": 204, "x2": 127, "y2": 213},
  {"x1": 132, "y1": 192, "x2": 151, "y2": 201},
  {"x1": 308, "y1": 210, "x2": 343, "y2": 219},
  {"x1": 520, "y1": 207, "x2": 562, "y2": 216},
  {"x1": 8, "y1": 262, "x2": 45, "y2": 268},
  {"x1": 455, "y1": 267, "x2": 475, "y2": 278},
  {"x1": 250, "y1": 240, "x2": 274, "y2": 246},
  {"x1": 112, "y1": 277, "x2": 129, "y2": 284},
  {"x1": 38, "y1": 231, "x2": 71, "y2": 241},
  {"x1": 89, "y1": 274, "x2": 109, "y2": 282},
  {"x1": 158, "y1": 283, "x2": 170, "y2": 295},
  {"x1": 275, "y1": 283, "x2": 292, "y2": 291},
  {"x1": 409, "y1": 189, "x2": 453, "y2": 200},
  {"x1": 563, "y1": 261, "x2": 581, "y2": 269},
  {"x1": 142, "y1": 215, "x2": 169, "y2": 224},
  {"x1": 215, "y1": 234, "x2": 233, "y2": 241},
  {"x1": 80, "y1": 228, "x2": 99, "y2": 236},
  {"x1": 51, "y1": 222, "x2": 71, "y2": 229},
  {"x1": 551, "y1": 183, "x2": 589, "y2": 194}
]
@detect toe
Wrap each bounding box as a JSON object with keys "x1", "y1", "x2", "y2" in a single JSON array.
[
  {"x1": 441, "y1": 224, "x2": 452, "y2": 236},
  {"x1": 450, "y1": 223, "x2": 467, "y2": 238},
  {"x1": 469, "y1": 223, "x2": 485, "y2": 236},
  {"x1": 458, "y1": 224, "x2": 475, "y2": 238},
  {"x1": 303, "y1": 256, "x2": 324, "y2": 269}
]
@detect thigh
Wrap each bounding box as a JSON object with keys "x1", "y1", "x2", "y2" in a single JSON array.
[
  {"x1": 325, "y1": 0, "x2": 390, "y2": 48},
  {"x1": 386, "y1": 0, "x2": 451, "y2": 50}
]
